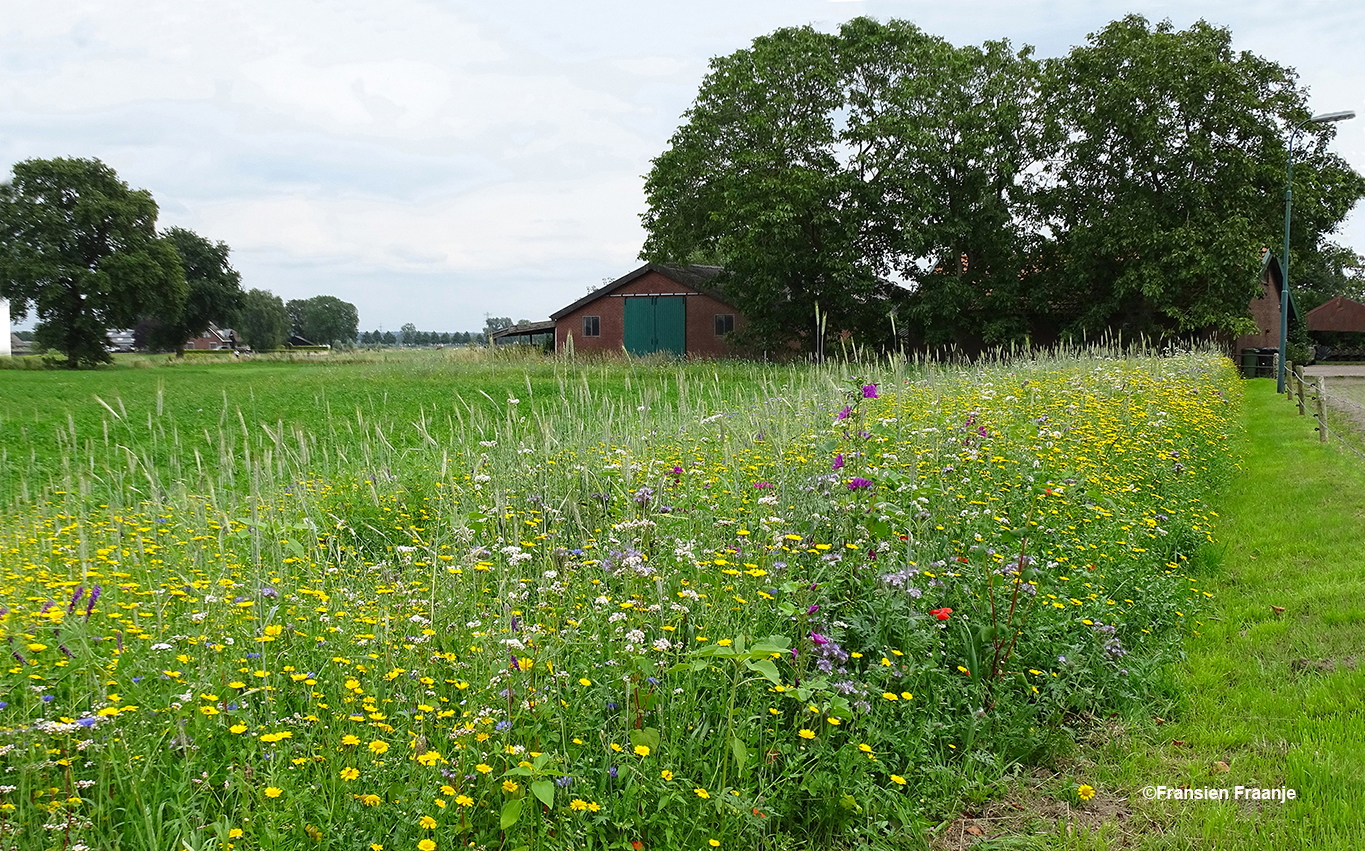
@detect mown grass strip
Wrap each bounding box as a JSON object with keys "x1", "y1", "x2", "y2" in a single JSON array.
[{"x1": 1041, "y1": 378, "x2": 1365, "y2": 850}]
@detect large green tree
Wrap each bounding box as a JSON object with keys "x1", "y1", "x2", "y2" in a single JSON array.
[
  {"x1": 0, "y1": 158, "x2": 186, "y2": 367},
  {"x1": 234, "y1": 288, "x2": 290, "y2": 351},
  {"x1": 641, "y1": 20, "x2": 1044, "y2": 353},
  {"x1": 145, "y1": 227, "x2": 244, "y2": 356},
  {"x1": 286, "y1": 295, "x2": 358, "y2": 348},
  {"x1": 1036, "y1": 15, "x2": 1365, "y2": 341}
]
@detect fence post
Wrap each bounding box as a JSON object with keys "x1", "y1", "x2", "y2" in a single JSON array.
[
  {"x1": 1317, "y1": 376, "x2": 1328, "y2": 443},
  {"x1": 1285, "y1": 360, "x2": 1294, "y2": 400},
  {"x1": 1296, "y1": 367, "x2": 1305, "y2": 415}
]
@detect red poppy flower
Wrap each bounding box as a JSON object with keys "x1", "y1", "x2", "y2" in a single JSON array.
[
  {"x1": 632, "y1": 842, "x2": 644, "y2": 850},
  {"x1": 929, "y1": 607, "x2": 953, "y2": 621}
]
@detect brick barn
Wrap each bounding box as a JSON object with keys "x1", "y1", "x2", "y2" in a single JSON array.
[{"x1": 551, "y1": 263, "x2": 745, "y2": 357}]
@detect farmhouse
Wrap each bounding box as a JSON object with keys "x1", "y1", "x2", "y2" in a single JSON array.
[
  {"x1": 551, "y1": 263, "x2": 744, "y2": 357},
  {"x1": 1306, "y1": 295, "x2": 1365, "y2": 333}
]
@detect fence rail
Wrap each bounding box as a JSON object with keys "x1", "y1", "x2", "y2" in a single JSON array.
[{"x1": 1284, "y1": 361, "x2": 1365, "y2": 462}]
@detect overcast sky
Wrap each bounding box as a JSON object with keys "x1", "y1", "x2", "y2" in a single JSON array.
[{"x1": 3, "y1": 0, "x2": 1363, "y2": 333}]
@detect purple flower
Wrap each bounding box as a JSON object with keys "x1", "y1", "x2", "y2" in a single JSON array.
[
  {"x1": 832, "y1": 453, "x2": 844, "y2": 471},
  {"x1": 810, "y1": 632, "x2": 829, "y2": 646},
  {"x1": 68, "y1": 586, "x2": 85, "y2": 614},
  {"x1": 847, "y1": 477, "x2": 873, "y2": 490},
  {"x1": 807, "y1": 604, "x2": 819, "y2": 615},
  {"x1": 41, "y1": 694, "x2": 54, "y2": 703},
  {"x1": 84, "y1": 585, "x2": 101, "y2": 620},
  {"x1": 862, "y1": 384, "x2": 878, "y2": 399},
  {"x1": 836, "y1": 405, "x2": 852, "y2": 420},
  {"x1": 609, "y1": 766, "x2": 618, "y2": 779}
]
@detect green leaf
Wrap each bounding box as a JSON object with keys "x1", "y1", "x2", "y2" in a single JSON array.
[
  {"x1": 731, "y1": 736, "x2": 748, "y2": 776},
  {"x1": 500, "y1": 798, "x2": 523, "y2": 830},
  {"x1": 530, "y1": 780, "x2": 554, "y2": 810},
  {"x1": 629, "y1": 727, "x2": 661, "y2": 754},
  {"x1": 746, "y1": 658, "x2": 780, "y2": 685}
]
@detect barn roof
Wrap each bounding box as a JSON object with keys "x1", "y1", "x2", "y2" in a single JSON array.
[
  {"x1": 550, "y1": 263, "x2": 730, "y2": 321},
  {"x1": 1306, "y1": 295, "x2": 1365, "y2": 332}
]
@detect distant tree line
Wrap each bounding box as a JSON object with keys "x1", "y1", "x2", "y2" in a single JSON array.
[
  {"x1": 360, "y1": 328, "x2": 488, "y2": 346},
  {"x1": 0, "y1": 157, "x2": 360, "y2": 365},
  {"x1": 641, "y1": 15, "x2": 1365, "y2": 354}
]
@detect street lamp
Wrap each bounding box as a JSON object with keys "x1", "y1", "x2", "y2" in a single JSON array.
[{"x1": 1279, "y1": 110, "x2": 1356, "y2": 393}]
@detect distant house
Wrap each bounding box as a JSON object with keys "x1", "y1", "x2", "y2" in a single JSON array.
[
  {"x1": 550, "y1": 263, "x2": 744, "y2": 357},
  {"x1": 185, "y1": 324, "x2": 238, "y2": 351}
]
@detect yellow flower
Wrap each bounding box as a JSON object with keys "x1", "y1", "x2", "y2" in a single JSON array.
[
  {"x1": 890, "y1": 774, "x2": 906, "y2": 786},
  {"x1": 502, "y1": 780, "x2": 519, "y2": 793},
  {"x1": 694, "y1": 787, "x2": 710, "y2": 799},
  {"x1": 858, "y1": 743, "x2": 873, "y2": 753},
  {"x1": 570, "y1": 798, "x2": 588, "y2": 811},
  {"x1": 360, "y1": 794, "x2": 381, "y2": 806},
  {"x1": 455, "y1": 794, "x2": 474, "y2": 807},
  {"x1": 579, "y1": 678, "x2": 591, "y2": 686},
  {"x1": 440, "y1": 784, "x2": 456, "y2": 796},
  {"x1": 264, "y1": 787, "x2": 282, "y2": 799},
  {"x1": 419, "y1": 815, "x2": 437, "y2": 829},
  {"x1": 1078, "y1": 784, "x2": 1096, "y2": 801},
  {"x1": 199, "y1": 705, "x2": 220, "y2": 716},
  {"x1": 228, "y1": 828, "x2": 244, "y2": 838},
  {"x1": 798, "y1": 729, "x2": 816, "y2": 740},
  {"x1": 418, "y1": 840, "x2": 436, "y2": 851},
  {"x1": 826, "y1": 717, "x2": 840, "y2": 726},
  {"x1": 416, "y1": 750, "x2": 441, "y2": 766},
  {"x1": 709, "y1": 841, "x2": 720, "y2": 848},
  {"x1": 587, "y1": 801, "x2": 601, "y2": 812},
  {"x1": 900, "y1": 691, "x2": 913, "y2": 700},
  {"x1": 660, "y1": 769, "x2": 673, "y2": 781},
  {"x1": 633, "y1": 745, "x2": 650, "y2": 757},
  {"x1": 475, "y1": 763, "x2": 493, "y2": 774},
  {"x1": 341, "y1": 767, "x2": 360, "y2": 781},
  {"x1": 368, "y1": 740, "x2": 390, "y2": 755},
  {"x1": 882, "y1": 692, "x2": 898, "y2": 701},
  {"x1": 342, "y1": 734, "x2": 360, "y2": 746},
  {"x1": 229, "y1": 723, "x2": 247, "y2": 734}
]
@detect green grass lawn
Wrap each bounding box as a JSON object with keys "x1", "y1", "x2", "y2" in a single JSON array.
[{"x1": 1000, "y1": 378, "x2": 1365, "y2": 850}]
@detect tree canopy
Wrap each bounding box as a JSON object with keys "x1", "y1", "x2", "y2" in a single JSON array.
[
  {"x1": 234, "y1": 288, "x2": 290, "y2": 352},
  {"x1": 0, "y1": 158, "x2": 187, "y2": 367},
  {"x1": 640, "y1": 16, "x2": 1365, "y2": 353},
  {"x1": 144, "y1": 227, "x2": 243, "y2": 355},
  {"x1": 287, "y1": 295, "x2": 359, "y2": 348}
]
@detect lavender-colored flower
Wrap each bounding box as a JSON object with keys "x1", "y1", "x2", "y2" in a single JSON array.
[
  {"x1": 633, "y1": 486, "x2": 654, "y2": 508},
  {"x1": 259, "y1": 586, "x2": 279, "y2": 600},
  {"x1": 862, "y1": 384, "x2": 878, "y2": 399},
  {"x1": 41, "y1": 694, "x2": 54, "y2": 703},
  {"x1": 609, "y1": 766, "x2": 618, "y2": 779},
  {"x1": 68, "y1": 586, "x2": 85, "y2": 614},
  {"x1": 84, "y1": 585, "x2": 101, "y2": 620}
]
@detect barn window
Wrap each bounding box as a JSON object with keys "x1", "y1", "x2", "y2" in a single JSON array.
[
  {"x1": 714, "y1": 314, "x2": 735, "y2": 336},
  {"x1": 583, "y1": 316, "x2": 600, "y2": 337}
]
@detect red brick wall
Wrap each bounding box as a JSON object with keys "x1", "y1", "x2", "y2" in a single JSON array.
[
  {"x1": 554, "y1": 270, "x2": 745, "y2": 357},
  {"x1": 1236, "y1": 278, "x2": 1280, "y2": 352}
]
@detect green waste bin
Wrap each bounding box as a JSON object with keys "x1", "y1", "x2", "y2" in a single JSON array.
[{"x1": 1240, "y1": 349, "x2": 1260, "y2": 378}]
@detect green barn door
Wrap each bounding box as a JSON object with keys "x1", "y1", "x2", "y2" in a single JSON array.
[
  {"x1": 623, "y1": 297, "x2": 687, "y2": 356},
  {"x1": 624, "y1": 297, "x2": 653, "y2": 355},
  {"x1": 654, "y1": 297, "x2": 686, "y2": 356}
]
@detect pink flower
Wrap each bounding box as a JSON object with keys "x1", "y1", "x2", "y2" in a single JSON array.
[
  {"x1": 832, "y1": 453, "x2": 844, "y2": 471},
  {"x1": 861, "y1": 384, "x2": 878, "y2": 399}
]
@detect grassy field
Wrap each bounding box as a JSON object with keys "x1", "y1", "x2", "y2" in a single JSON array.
[{"x1": 0, "y1": 349, "x2": 1239, "y2": 850}]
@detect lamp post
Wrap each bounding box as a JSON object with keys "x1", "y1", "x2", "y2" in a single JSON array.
[{"x1": 1279, "y1": 110, "x2": 1356, "y2": 393}]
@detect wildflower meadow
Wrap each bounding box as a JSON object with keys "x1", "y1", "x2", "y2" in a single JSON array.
[{"x1": 0, "y1": 349, "x2": 1239, "y2": 850}]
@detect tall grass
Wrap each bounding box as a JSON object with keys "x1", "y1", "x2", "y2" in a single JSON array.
[{"x1": 0, "y1": 347, "x2": 1236, "y2": 850}]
